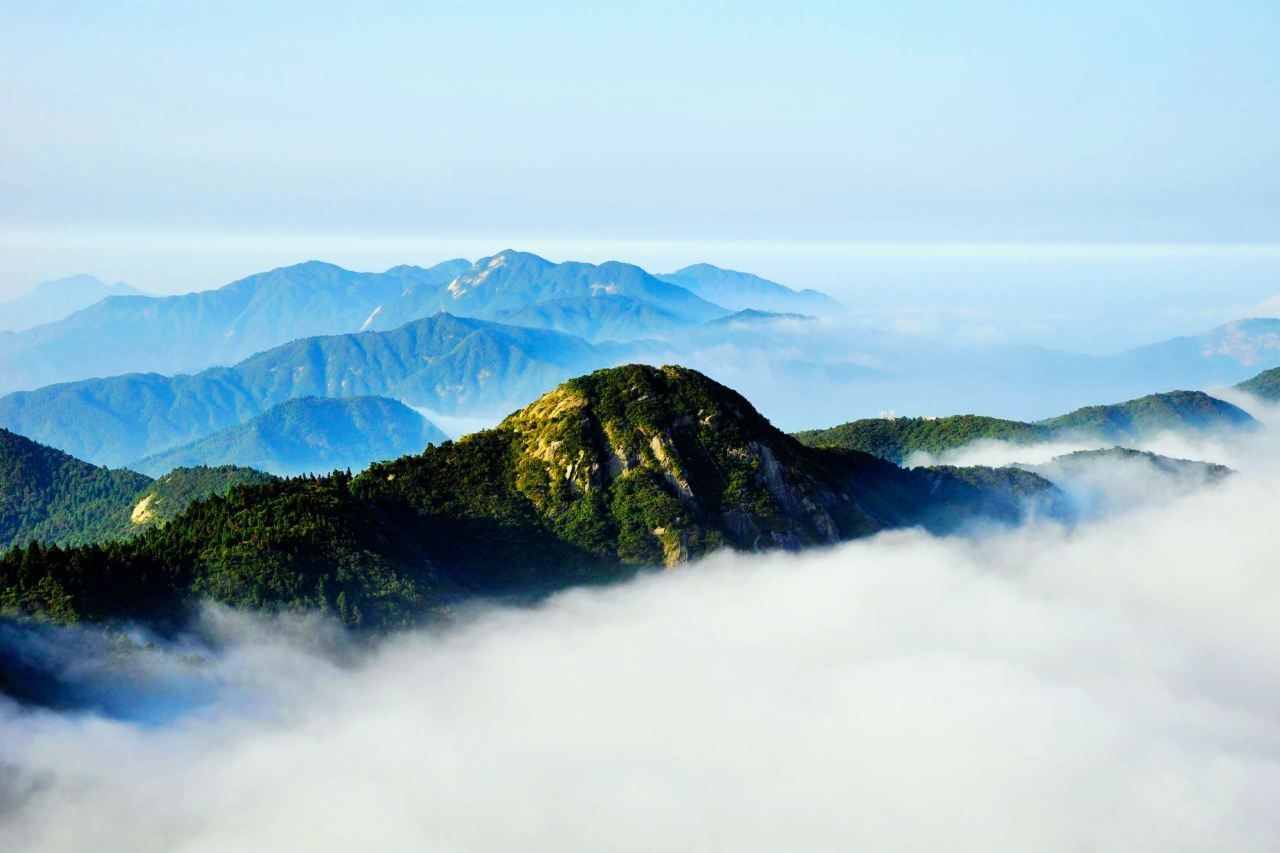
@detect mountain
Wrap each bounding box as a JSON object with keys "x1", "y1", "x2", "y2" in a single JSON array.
[
  {"x1": 1016, "y1": 448, "x2": 1232, "y2": 516},
  {"x1": 0, "y1": 429, "x2": 268, "y2": 550},
  {"x1": 0, "y1": 428, "x2": 151, "y2": 550},
  {"x1": 795, "y1": 391, "x2": 1256, "y2": 463},
  {"x1": 493, "y1": 294, "x2": 690, "y2": 340},
  {"x1": 132, "y1": 396, "x2": 448, "y2": 477},
  {"x1": 1036, "y1": 390, "x2": 1257, "y2": 439},
  {"x1": 795, "y1": 416, "x2": 1051, "y2": 464},
  {"x1": 0, "y1": 275, "x2": 144, "y2": 332},
  {"x1": 0, "y1": 260, "x2": 469, "y2": 393},
  {"x1": 1108, "y1": 318, "x2": 1280, "y2": 389},
  {"x1": 701, "y1": 309, "x2": 815, "y2": 329},
  {"x1": 128, "y1": 466, "x2": 275, "y2": 528},
  {"x1": 0, "y1": 313, "x2": 632, "y2": 467},
  {"x1": 370, "y1": 250, "x2": 728, "y2": 335},
  {"x1": 1235, "y1": 365, "x2": 1280, "y2": 400},
  {"x1": 659, "y1": 264, "x2": 840, "y2": 314},
  {"x1": 0, "y1": 364, "x2": 1062, "y2": 629}
]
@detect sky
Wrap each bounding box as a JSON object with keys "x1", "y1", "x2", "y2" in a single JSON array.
[{"x1": 1, "y1": 1, "x2": 1278, "y2": 346}]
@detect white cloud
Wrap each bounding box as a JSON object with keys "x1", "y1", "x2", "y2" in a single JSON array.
[{"x1": 4, "y1": 432, "x2": 1280, "y2": 850}]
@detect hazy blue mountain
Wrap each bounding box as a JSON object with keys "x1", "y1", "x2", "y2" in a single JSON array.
[
  {"x1": 132, "y1": 396, "x2": 448, "y2": 477},
  {"x1": 371, "y1": 250, "x2": 728, "y2": 334},
  {"x1": 659, "y1": 263, "x2": 840, "y2": 314},
  {"x1": 493, "y1": 294, "x2": 691, "y2": 340},
  {"x1": 0, "y1": 275, "x2": 145, "y2": 332},
  {"x1": 0, "y1": 259, "x2": 469, "y2": 393},
  {"x1": 1108, "y1": 318, "x2": 1280, "y2": 389},
  {"x1": 0, "y1": 314, "x2": 630, "y2": 466}
]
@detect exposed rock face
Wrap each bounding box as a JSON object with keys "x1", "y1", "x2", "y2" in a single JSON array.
[{"x1": 488, "y1": 364, "x2": 1045, "y2": 567}]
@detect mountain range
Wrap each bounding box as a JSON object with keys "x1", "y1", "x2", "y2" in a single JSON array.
[
  {"x1": 0, "y1": 313, "x2": 634, "y2": 466},
  {"x1": 0, "y1": 364, "x2": 1069, "y2": 629},
  {"x1": 0, "y1": 252, "x2": 846, "y2": 395},
  {"x1": 793, "y1": 390, "x2": 1256, "y2": 463},
  {"x1": 132, "y1": 396, "x2": 448, "y2": 477},
  {"x1": 0, "y1": 275, "x2": 144, "y2": 332}
]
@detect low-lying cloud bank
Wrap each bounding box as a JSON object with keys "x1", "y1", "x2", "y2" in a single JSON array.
[{"x1": 3, "y1": 422, "x2": 1280, "y2": 851}]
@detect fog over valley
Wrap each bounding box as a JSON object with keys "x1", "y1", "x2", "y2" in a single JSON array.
[{"x1": 4, "y1": 411, "x2": 1280, "y2": 850}]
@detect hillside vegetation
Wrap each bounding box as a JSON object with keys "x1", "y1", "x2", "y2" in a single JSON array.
[
  {"x1": 0, "y1": 428, "x2": 269, "y2": 550},
  {"x1": 795, "y1": 391, "x2": 1256, "y2": 463},
  {"x1": 0, "y1": 365, "x2": 1060, "y2": 629},
  {"x1": 1236, "y1": 366, "x2": 1280, "y2": 401}
]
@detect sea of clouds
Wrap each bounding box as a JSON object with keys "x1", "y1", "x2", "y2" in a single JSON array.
[{"x1": 2, "y1": 397, "x2": 1280, "y2": 851}]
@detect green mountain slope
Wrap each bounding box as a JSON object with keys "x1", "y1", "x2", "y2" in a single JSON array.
[
  {"x1": 0, "y1": 429, "x2": 271, "y2": 550},
  {"x1": 0, "y1": 429, "x2": 151, "y2": 550},
  {"x1": 0, "y1": 365, "x2": 1060, "y2": 629},
  {"x1": 795, "y1": 416, "x2": 1051, "y2": 464},
  {"x1": 796, "y1": 391, "x2": 1257, "y2": 463},
  {"x1": 132, "y1": 396, "x2": 448, "y2": 477},
  {"x1": 1035, "y1": 390, "x2": 1256, "y2": 438},
  {"x1": 1235, "y1": 365, "x2": 1280, "y2": 400},
  {"x1": 130, "y1": 466, "x2": 276, "y2": 528},
  {"x1": 0, "y1": 313, "x2": 628, "y2": 467}
]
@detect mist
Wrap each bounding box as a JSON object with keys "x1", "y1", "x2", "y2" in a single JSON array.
[{"x1": 4, "y1": 419, "x2": 1280, "y2": 851}]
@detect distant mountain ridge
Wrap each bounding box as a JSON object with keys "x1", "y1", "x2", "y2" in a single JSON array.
[
  {"x1": 659, "y1": 264, "x2": 840, "y2": 314},
  {"x1": 0, "y1": 251, "x2": 848, "y2": 394},
  {"x1": 0, "y1": 313, "x2": 639, "y2": 466},
  {"x1": 0, "y1": 275, "x2": 144, "y2": 332},
  {"x1": 133, "y1": 396, "x2": 448, "y2": 477},
  {"x1": 795, "y1": 391, "x2": 1256, "y2": 463},
  {"x1": 370, "y1": 250, "x2": 728, "y2": 334}
]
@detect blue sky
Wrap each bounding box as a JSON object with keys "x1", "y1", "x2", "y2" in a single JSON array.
[{"x1": 1, "y1": 1, "x2": 1277, "y2": 324}]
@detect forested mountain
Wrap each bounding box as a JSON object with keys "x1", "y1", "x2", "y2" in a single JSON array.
[
  {"x1": 795, "y1": 416, "x2": 1051, "y2": 463},
  {"x1": 1235, "y1": 365, "x2": 1280, "y2": 400},
  {"x1": 0, "y1": 365, "x2": 1061, "y2": 629},
  {"x1": 0, "y1": 260, "x2": 469, "y2": 393},
  {"x1": 0, "y1": 313, "x2": 631, "y2": 466},
  {"x1": 659, "y1": 263, "x2": 841, "y2": 314},
  {"x1": 129, "y1": 466, "x2": 275, "y2": 528},
  {"x1": 0, "y1": 275, "x2": 144, "y2": 332},
  {"x1": 1036, "y1": 390, "x2": 1256, "y2": 438},
  {"x1": 133, "y1": 397, "x2": 448, "y2": 477},
  {"x1": 0, "y1": 429, "x2": 267, "y2": 550},
  {"x1": 795, "y1": 391, "x2": 1256, "y2": 463},
  {"x1": 0, "y1": 429, "x2": 151, "y2": 550}
]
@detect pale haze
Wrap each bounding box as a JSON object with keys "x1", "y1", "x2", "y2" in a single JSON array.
[{"x1": 3, "y1": 2, "x2": 1279, "y2": 351}]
